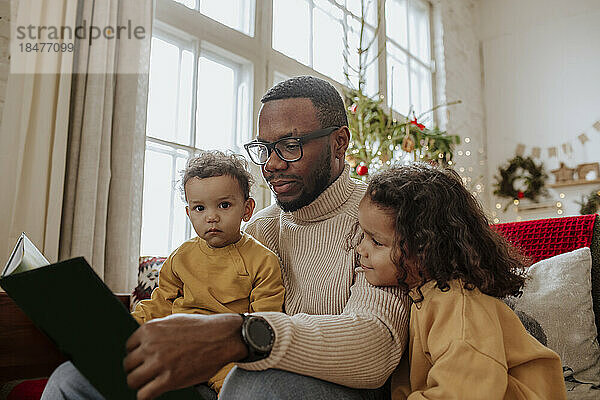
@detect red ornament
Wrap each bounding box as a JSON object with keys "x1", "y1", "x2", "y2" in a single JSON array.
[
  {"x1": 356, "y1": 164, "x2": 368, "y2": 176},
  {"x1": 350, "y1": 104, "x2": 357, "y2": 114},
  {"x1": 410, "y1": 118, "x2": 425, "y2": 131},
  {"x1": 517, "y1": 191, "x2": 525, "y2": 199}
]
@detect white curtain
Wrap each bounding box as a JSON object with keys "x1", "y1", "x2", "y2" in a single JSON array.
[
  {"x1": 59, "y1": 0, "x2": 152, "y2": 293},
  {"x1": 0, "y1": 0, "x2": 77, "y2": 265}
]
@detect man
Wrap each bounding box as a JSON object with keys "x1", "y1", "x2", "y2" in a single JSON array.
[{"x1": 41, "y1": 76, "x2": 409, "y2": 400}]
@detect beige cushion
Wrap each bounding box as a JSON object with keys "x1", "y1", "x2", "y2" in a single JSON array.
[{"x1": 507, "y1": 248, "x2": 600, "y2": 385}]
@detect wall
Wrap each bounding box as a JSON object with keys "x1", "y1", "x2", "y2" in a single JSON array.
[
  {"x1": 433, "y1": 0, "x2": 488, "y2": 209},
  {"x1": 480, "y1": 0, "x2": 600, "y2": 222}
]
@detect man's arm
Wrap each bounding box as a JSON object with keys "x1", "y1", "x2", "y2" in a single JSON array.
[
  {"x1": 239, "y1": 271, "x2": 411, "y2": 388},
  {"x1": 124, "y1": 313, "x2": 247, "y2": 400}
]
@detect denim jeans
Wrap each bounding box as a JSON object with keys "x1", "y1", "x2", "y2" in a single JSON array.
[
  {"x1": 41, "y1": 362, "x2": 390, "y2": 400},
  {"x1": 219, "y1": 366, "x2": 390, "y2": 400},
  {"x1": 40, "y1": 361, "x2": 217, "y2": 400}
]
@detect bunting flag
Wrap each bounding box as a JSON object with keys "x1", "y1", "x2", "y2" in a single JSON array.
[{"x1": 510, "y1": 118, "x2": 597, "y2": 159}]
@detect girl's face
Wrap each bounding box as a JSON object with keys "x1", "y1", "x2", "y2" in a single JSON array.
[{"x1": 356, "y1": 197, "x2": 401, "y2": 286}]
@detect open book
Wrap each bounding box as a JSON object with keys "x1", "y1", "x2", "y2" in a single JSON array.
[
  {"x1": 1, "y1": 233, "x2": 50, "y2": 278},
  {"x1": 0, "y1": 233, "x2": 202, "y2": 400}
]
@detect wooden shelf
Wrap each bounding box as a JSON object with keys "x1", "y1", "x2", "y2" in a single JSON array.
[
  {"x1": 549, "y1": 179, "x2": 600, "y2": 188},
  {"x1": 516, "y1": 201, "x2": 557, "y2": 212}
]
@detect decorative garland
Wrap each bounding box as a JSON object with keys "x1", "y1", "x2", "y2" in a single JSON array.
[
  {"x1": 493, "y1": 156, "x2": 548, "y2": 202},
  {"x1": 577, "y1": 189, "x2": 600, "y2": 215}
]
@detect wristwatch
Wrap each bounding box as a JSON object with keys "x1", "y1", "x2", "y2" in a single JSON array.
[{"x1": 239, "y1": 313, "x2": 275, "y2": 362}]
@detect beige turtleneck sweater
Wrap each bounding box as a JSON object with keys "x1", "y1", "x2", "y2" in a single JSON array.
[{"x1": 241, "y1": 164, "x2": 411, "y2": 389}]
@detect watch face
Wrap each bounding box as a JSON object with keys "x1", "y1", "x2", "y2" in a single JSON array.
[{"x1": 247, "y1": 318, "x2": 273, "y2": 352}]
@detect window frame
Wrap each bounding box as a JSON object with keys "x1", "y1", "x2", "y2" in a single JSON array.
[{"x1": 141, "y1": 0, "x2": 437, "y2": 255}]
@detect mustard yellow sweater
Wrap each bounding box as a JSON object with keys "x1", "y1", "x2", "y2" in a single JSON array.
[
  {"x1": 391, "y1": 280, "x2": 566, "y2": 400},
  {"x1": 131, "y1": 232, "x2": 284, "y2": 392}
]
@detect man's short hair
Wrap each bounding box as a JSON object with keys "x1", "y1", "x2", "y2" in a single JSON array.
[
  {"x1": 261, "y1": 75, "x2": 348, "y2": 129},
  {"x1": 181, "y1": 150, "x2": 254, "y2": 200}
]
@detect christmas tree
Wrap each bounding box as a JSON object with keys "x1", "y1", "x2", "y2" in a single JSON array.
[{"x1": 343, "y1": 0, "x2": 460, "y2": 179}]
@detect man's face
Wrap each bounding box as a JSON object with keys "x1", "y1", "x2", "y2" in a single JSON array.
[{"x1": 257, "y1": 98, "x2": 333, "y2": 212}]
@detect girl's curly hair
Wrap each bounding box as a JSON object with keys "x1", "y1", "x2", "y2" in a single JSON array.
[{"x1": 364, "y1": 162, "x2": 526, "y2": 301}]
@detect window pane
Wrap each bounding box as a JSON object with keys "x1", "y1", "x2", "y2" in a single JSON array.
[
  {"x1": 146, "y1": 38, "x2": 180, "y2": 143},
  {"x1": 172, "y1": 154, "x2": 191, "y2": 246},
  {"x1": 174, "y1": 0, "x2": 197, "y2": 9},
  {"x1": 200, "y1": 0, "x2": 255, "y2": 36},
  {"x1": 410, "y1": 62, "x2": 432, "y2": 123},
  {"x1": 387, "y1": 43, "x2": 410, "y2": 114},
  {"x1": 347, "y1": 16, "x2": 378, "y2": 96},
  {"x1": 196, "y1": 56, "x2": 236, "y2": 151},
  {"x1": 177, "y1": 50, "x2": 194, "y2": 145},
  {"x1": 313, "y1": 6, "x2": 345, "y2": 83},
  {"x1": 272, "y1": 0, "x2": 310, "y2": 65},
  {"x1": 345, "y1": 0, "x2": 377, "y2": 27},
  {"x1": 409, "y1": 0, "x2": 430, "y2": 62},
  {"x1": 141, "y1": 146, "x2": 174, "y2": 257},
  {"x1": 386, "y1": 0, "x2": 408, "y2": 49}
]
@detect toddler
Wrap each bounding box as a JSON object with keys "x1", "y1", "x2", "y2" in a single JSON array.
[
  {"x1": 132, "y1": 150, "x2": 284, "y2": 396},
  {"x1": 354, "y1": 163, "x2": 566, "y2": 399}
]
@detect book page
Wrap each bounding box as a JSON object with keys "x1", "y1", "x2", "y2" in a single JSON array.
[{"x1": 1, "y1": 233, "x2": 49, "y2": 277}]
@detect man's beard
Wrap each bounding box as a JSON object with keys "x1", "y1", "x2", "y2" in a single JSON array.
[{"x1": 275, "y1": 147, "x2": 332, "y2": 212}]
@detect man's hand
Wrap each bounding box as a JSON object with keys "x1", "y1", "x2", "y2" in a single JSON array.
[{"x1": 124, "y1": 313, "x2": 247, "y2": 400}]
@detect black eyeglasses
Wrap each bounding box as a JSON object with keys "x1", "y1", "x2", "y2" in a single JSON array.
[{"x1": 244, "y1": 126, "x2": 340, "y2": 165}]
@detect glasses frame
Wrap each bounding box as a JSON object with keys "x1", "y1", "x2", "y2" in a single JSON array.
[{"x1": 244, "y1": 126, "x2": 340, "y2": 165}]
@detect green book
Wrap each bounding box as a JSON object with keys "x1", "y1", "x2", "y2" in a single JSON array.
[{"x1": 0, "y1": 233, "x2": 202, "y2": 400}]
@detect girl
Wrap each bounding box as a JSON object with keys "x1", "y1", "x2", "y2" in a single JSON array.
[{"x1": 355, "y1": 163, "x2": 566, "y2": 399}]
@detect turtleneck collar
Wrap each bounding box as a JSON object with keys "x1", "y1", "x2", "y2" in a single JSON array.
[{"x1": 290, "y1": 164, "x2": 357, "y2": 222}]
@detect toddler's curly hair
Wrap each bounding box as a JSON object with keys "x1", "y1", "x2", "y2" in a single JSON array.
[
  {"x1": 364, "y1": 162, "x2": 526, "y2": 300},
  {"x1": 180, "y1": 150, "x2": 254, "y2": 200}
]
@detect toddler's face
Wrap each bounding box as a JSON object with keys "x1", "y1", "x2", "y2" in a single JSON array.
[
  {"x1": 356, "y1": 197, "x2": 400, "y2": 286},
  {"x1": 185, "y1": 175, "x2": 254, "y2": 248}
]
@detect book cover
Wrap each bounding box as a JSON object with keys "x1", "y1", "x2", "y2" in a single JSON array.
[{"x1": 0, "y1": 236, "x2": 201, "y2": 400}]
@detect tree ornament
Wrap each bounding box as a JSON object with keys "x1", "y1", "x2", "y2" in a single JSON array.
[
  {"x1": 349, "y1": 103, "x2": 357, "y2": 114},
  {"x1": 401, "y1": 135, "x2": 415, "y2": 153},
  {"x1": 410, "y1": 118, "x2": 425, "y2": 131},
  {"x1": 356, "y1": 164, "x2": 368, "y2": 176},
  {"x1": 345, "y1": 154, "x2": 358, "y2": 168},
  {"x1": 493, "y1": 156, "x2": 548, "y2": 208}
]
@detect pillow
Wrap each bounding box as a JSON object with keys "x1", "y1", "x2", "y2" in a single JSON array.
[
  {"x1": 507, "y1": 247, "x2": 600, "y2": 385},
  {"x1": 131, "y1": 256, "x2": 166, "y2": 311},
  {"x1": 0, "y1": 378, "x2": 48, "y2": 400}
]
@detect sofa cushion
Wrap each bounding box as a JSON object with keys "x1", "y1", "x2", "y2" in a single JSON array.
[
  {"x1": 506, "y1": 248, "x2": 600, "y2": 385},
  {"x1": 493, "y1": 214, "x2": 600, "y2": 338},
  {"x1": 131, "y1": 257, "x2": 166, "y2": 311},
  {"x1": 0, "y1": 379, "x2": 47, "y2": 400}
]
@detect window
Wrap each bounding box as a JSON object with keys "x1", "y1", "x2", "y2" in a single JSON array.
[
  {"x1": 272, "y1": 0, "x2": 378, "y2": 96},
  {"x1": 385, "y1": 0, "x2": 433, "y2": 121},
  {"x1": 173, "y1": 0, "x2": 256, "y2": 36},
  {"x1": 141, "y1": 28, "x2": 252, "y2": 256},
  {"x1": 140, "y1": 0, "x2": 436, "y2": 256}
]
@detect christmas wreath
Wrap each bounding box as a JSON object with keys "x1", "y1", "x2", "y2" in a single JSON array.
[
  {"x1": 493, "y1": 156, "x2": 548, "y2": 202},
  {"x1": 577, "y1": 189, "x2": 600, "y2": 215}
]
